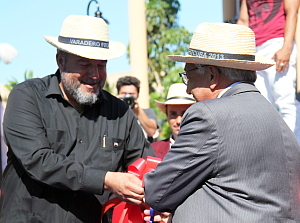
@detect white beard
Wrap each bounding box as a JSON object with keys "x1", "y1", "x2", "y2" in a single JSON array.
[{"x1": 61, "y1": 72, "x2": 99, "y2": 105}]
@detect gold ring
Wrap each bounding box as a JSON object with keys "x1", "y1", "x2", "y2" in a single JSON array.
[{"x1": 280, "y1": 63, "x2": 285, "y2": 66}]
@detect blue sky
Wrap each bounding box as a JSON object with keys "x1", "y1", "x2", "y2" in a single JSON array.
[{"x1": 0, "y1": 0, "x2": 224, "y2": 85}]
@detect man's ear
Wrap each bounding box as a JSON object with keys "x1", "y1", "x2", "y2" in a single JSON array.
[
  {"x1": 56, "y1": 52, "x2": 65, "y2": 71},
  {"x1": 208, "y1": 66, "x2": 220, "y2": 90}
]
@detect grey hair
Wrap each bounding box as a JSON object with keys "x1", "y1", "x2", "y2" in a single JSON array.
[
  {"x1": 57, "y1": 49, "x2": 68, "y2": 58},
  {"x1": 195, "y1": 64, "x2": 256, "y2": 82}
]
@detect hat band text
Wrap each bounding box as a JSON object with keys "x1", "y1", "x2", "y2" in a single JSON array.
[
  {"x1": 188, "y1": 48, "x2": 255, "y2": 61},
  {"x1": 58, "y1": 36, "x2": 109, "y2": 49},
  {"x1": 167, "y1": 96, "x2": 195, "y2": 102}
]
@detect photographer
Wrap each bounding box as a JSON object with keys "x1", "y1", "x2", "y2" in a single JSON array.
[{"x1": 116, "y1": 76, "x2": 158, "y2": 142}]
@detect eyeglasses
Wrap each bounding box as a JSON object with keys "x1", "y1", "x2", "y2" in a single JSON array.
[
  {"x1": 179, "y1": 65, "x2": 209, "y2": 85},
  {"x1": 178, "y1": 67, "x2": 199, "y2": 85}
]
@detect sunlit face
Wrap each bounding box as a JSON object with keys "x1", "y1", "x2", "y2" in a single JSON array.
[
  {"x1": 185, "y1": 63, "x2": 214, "y2": 102},
  {"x1": 118, "y1": 85, "x2": 139, "y2": 99},
  {"x1": 57, "y1": 52, "x2": 107, "y2": 106},
  {"x1": 167, "y1": 104, "x2": 192, "y2": 140}
]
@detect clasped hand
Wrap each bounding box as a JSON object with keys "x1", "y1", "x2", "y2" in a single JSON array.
[
  {"x1": 104, "y1": 172, "x2": 144, "y2": 205},
  {"x1": 104, "y1": 172, "x2": 172, "y2": 222}
]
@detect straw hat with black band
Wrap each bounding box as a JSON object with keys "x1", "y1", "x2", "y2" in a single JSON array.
[
  {"x1": 155, "y1": 83, "x2": 196, "y2": 114},
  {"x1": 168, "y1": 22, "x2": 275, "y2": 71},
  {"x1": 44, "y1": 15, "x2": 125, "y2": 60}
]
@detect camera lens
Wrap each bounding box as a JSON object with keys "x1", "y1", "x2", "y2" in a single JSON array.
[{"x1": 123, "y1": 94, "x2": 135, "y2": 109}]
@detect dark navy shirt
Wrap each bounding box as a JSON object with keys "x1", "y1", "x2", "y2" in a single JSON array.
[{"x1": 1, "y1": 70, "x2": 154, "y2": 222}]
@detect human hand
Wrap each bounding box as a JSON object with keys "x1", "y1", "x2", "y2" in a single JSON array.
[
  {"x1": 272, "y1": 47, "x2": 291, "y2": 73},
  {"x1": 132, "y1": 99, "x2": 140, "y2": 114},
  {"x1": 104, "y1": 172, "x2": 144, "y2": 205},
  {"x1": 143, "y1": 208, "x2": 172, "y2": 223}
]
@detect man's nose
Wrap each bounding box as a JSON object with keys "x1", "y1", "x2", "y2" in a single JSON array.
[
  {"x1": 88, "y1": 65, "x2": 101, "y2": 79},
  {"x1": 176, "y1": 115, "x2": 182, "y2": 124}
]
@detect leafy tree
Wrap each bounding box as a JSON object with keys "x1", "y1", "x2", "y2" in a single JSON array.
[
  {"x1": 5, "y1": 70, "x2": 34, "y2": 92},
  {"x1": 146, "y1": 0, "x2": 192, "y2": 139},
  {"x1": 4, "y1": 77, "x2": 19, "y2": 92}
]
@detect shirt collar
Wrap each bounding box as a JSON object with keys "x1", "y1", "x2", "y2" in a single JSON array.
[
  {"x1": 217, "y1": 81, "x2": 245, "y2": 98},
  {"x1": 45, "y1": 70, "x2": 63, "y2": 97},
  {"x1": 170, "y1": 134, "x2": 175, "y2": 146}
]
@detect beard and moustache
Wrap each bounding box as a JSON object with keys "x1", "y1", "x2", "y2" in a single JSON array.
[{"x1": 61, "y1": 71, "x2": 103, "y2": 105}]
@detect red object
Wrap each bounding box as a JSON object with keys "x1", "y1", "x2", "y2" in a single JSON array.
[{"x1": 101, "y1": 156, "x2": 161, "y2": 223}]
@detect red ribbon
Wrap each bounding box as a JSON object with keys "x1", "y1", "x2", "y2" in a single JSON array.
[{"x1": 101, "y1": 156, "x2": 161, "y2": 223}]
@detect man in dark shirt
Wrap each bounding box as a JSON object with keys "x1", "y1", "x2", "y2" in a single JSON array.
[{"x1": 0, "y1": 15, "x2": 154, "y2": 223}]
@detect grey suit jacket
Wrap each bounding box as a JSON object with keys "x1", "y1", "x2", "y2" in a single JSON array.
[{"x1": 144, "y1": 83, "x2": 300, "y2": 222}]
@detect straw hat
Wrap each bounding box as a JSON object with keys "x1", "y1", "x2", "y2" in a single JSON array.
[
  {"x1": 44, "y1": 15, "x2": 125, "y2": 60},
  {"x1": 168, "y1": 23, "x2": 275, "y2": 71},
  {"x1": 155, "y1": 83, "x2": 196, "y2": 114}
]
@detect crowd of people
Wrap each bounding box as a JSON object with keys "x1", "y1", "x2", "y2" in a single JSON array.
[{"x1": 1, "y1": 0, "x2": 300, "y2": 222}]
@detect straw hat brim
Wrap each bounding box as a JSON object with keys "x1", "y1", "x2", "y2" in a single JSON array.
[
  {"x1": 44, "y1": 35, "x2": 126, "y2": 60},
  {"x1": 155, "y1": 99, "x2": 195, "y2": 114},
  {"x1": 168, "y1": 55, "x2": 275, "y2": 71}
]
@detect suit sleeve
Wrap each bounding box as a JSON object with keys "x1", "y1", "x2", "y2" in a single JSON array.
[{"x1": 144, "y1": 103, "x2": 219, "y2": 212}]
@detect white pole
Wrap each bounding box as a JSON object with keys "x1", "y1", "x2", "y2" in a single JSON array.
[{"x1": 128, "y1": 0, "x2": 149, "y2": 108}]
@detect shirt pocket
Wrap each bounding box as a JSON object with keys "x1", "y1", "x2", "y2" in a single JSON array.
[
  {"x1": 100, "y1": 136, "x2": 125, "y2": 171},
  {"x1": 46, "y1": 128, "x2": 66, "y2": 153}
]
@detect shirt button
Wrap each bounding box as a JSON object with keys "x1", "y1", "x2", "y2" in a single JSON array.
[{"x1": 79, "y1": 140, "x2": 83, "y2": 143}]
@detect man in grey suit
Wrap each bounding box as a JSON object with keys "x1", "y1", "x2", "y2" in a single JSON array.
[{"x1": 144, "y1": 22, "x2": 300, "y2": 222}]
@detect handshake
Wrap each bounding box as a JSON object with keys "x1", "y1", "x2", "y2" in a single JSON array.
[{"x1": 103, "y1": 157, "x2": 172, "y2": 223}]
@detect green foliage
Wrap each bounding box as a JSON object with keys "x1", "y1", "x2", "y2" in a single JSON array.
[
  {"x1": 103, "y1": 79, "x2": 114, "y2": 93},
  {"x1": 5, "y1": 77, "x2": 19, "y2": 92},
  {"x1": 24, "y1": 70, "x2": 34, "y2": 80},
  {"x1": 145, "y1": 0, "x2": 192, "y2": 139},
  {"x1": 5, "y1": 70, "x2": 34, "y2": 91}
]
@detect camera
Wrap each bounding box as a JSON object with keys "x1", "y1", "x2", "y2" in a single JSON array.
[{"x1": 122, "y1": 93, "x2": 135, "y2": 109}]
